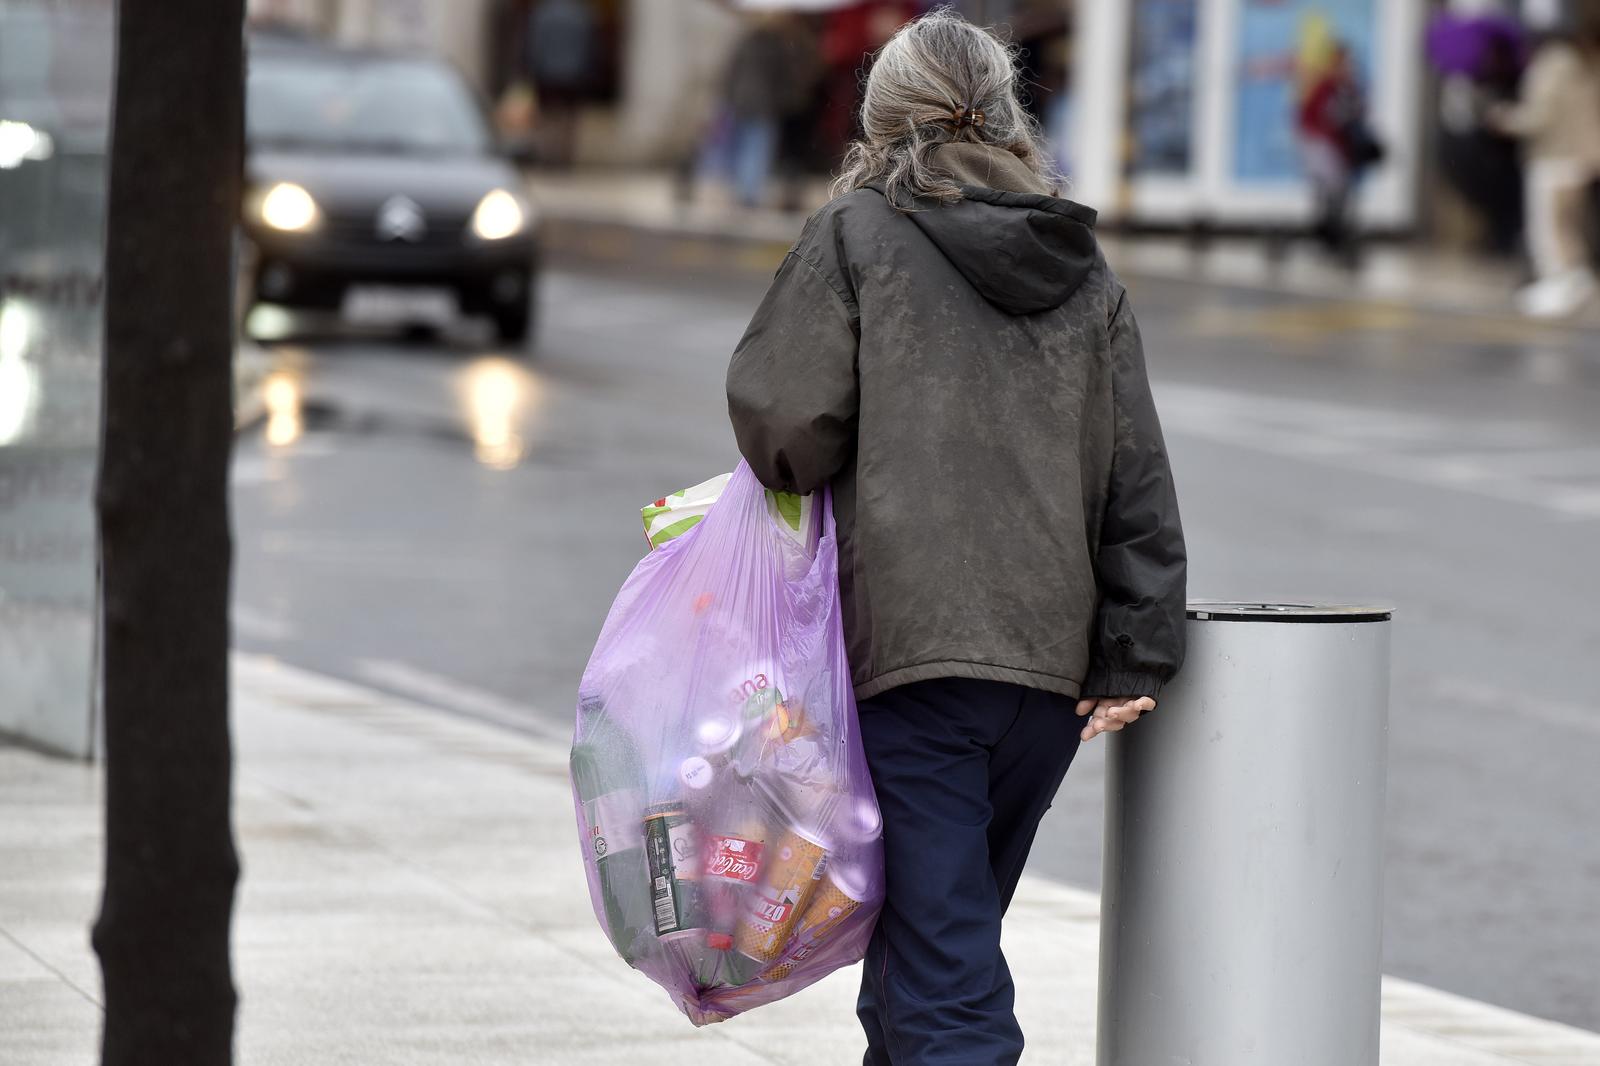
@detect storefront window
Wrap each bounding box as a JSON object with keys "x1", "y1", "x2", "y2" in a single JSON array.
[
  {"x1": 1128, "y1": 0, "x2": 1200, "y2": 177},
  {"x1": 1233, "y1": 0, "x2": 1377, "y2": 183}
]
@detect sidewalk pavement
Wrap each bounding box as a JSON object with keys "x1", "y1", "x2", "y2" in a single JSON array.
[
  {"x1": 6, "y1": 654, "x2": 1600, "y2": 1065},
  {"x1": 530, "y1": 168, "x2": 1600, "y2": 329}
]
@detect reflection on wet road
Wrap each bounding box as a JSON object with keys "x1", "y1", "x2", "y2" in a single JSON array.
[
  {"x1": 231, "y1": 263, "x2": 1600, "y2": 1032},
  {"x1": 262, "y1": 368, "x2": 302, "y2": 448},
  {"x1": 460, "y1": 357, "x2": 535, "y2": 470}
]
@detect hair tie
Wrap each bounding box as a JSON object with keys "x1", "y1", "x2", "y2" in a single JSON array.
[{"x1": 951, "y1": 104, "x2": 986, "y2": 130}]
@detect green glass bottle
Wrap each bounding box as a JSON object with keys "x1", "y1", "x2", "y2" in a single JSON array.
[{"x1": 571, "y1": 700, "x2": 653, "y2": 964}]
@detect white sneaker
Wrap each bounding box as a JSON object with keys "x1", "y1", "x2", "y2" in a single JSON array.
[{"x1": 1516, "y1": 270, "x2": 1598, "y2": 319}]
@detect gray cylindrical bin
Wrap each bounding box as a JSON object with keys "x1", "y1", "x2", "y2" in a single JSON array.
[{"x1": 1097, "y1": 601, "x2": 1391, "y2": 1066}]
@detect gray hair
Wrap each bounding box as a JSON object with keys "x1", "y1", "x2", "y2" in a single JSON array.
[{"x1": 832, "y1": 8, "x2": 1057, "y2": 209}]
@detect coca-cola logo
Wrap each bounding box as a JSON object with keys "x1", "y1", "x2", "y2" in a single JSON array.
[
  {"x1": 709, "y1": 854, "x2": 758, "y2": 880},
  {"x1": 706, "y1": 836, "x2": 764, "y2": 882}
]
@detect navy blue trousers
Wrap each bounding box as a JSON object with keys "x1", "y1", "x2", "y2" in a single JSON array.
[{"x1": 856, "y1": 678, "x2": 1085, "y2": 1066}]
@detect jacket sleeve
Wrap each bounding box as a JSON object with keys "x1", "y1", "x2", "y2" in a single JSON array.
[
  {"x1": 1082, "y1": 288, "x2": 1187, "y2": 700},
  {"x1": 1495, "y1": 47, "x2": 1573, "y2": 140},
  {"x1": 726, "y1": 249, "x2": 860, "y2": 495}
]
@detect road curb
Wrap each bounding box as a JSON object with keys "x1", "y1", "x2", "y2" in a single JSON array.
[
  {"x1": 540, "y1": 213, "x2": 793, "y2": 280},
  {"x1": 535, "y1": 202, "x2": 1600, "y2": 335}
]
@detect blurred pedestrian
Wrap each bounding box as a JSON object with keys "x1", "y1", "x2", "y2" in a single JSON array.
[
  {"x1": 773, "y1": 18, "x2": 826, "y2": 213},
  {"x1": 726, "y1": 12, "x2": 1186, "y2": 1063},
  {"x1": 1490, "y1": 15, "x2": 1600, "y2": 318},
  {"x1": 1297, "y1": 42, "x2": 1383, "y2": 267},
  {"x1": 723, "y1": 14, "x2": 821, "y2": 208},
  {"x1": 1428, "y1": 12, "x2": 1528, "y2": 256},
  {"x1": 817, "y1": 2, "x2": 919, "y2": 168},
  {"x1": 525, "y1": 0, "x2": 596, "y2": 167}
]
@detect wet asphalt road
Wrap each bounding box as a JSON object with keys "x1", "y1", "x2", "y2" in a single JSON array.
[{"x1": 231, "y1": 253, "x2": 1600, "y2": 1031}]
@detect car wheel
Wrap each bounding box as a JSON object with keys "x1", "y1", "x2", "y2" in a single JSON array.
[{"x1": 493, "y1": 298, "x2": 534, "y2": 348}]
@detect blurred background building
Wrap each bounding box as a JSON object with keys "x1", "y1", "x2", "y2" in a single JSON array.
[{"x1": 240, "y1": 0, "x2": 1597, "y2": 246}]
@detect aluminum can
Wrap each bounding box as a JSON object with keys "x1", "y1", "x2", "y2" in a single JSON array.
[
  {"x1": 643, "y1": 803, "x2": 702, "y2": 940},
  {"x1": 758, "y1": 862, "x2": 872, "y2": 981},
  {"x1": 734, "y1": 825, "x2": 828, "y2": 963}
]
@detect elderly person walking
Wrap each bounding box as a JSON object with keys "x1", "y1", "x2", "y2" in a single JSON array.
[{"x1": 725, "y1": 11, "x2": 1187, "y2": 1064}]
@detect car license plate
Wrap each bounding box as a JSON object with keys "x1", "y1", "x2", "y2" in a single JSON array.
[{"x1": 342, "y1": 286, "x2": 458, "y2": 325}]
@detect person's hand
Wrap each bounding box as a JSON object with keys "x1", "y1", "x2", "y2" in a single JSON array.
[{"x1": 1075, "y1": 695, "x2": 1156, "y2": 742}]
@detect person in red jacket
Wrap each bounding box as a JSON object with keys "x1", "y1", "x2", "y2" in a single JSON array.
[{"x1": 1298, "y1": 43, "x2": 1380, "y2": 264}]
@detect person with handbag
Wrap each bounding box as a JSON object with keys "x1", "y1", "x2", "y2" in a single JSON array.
[
  {"x1": 724, "y1": 11, "x2": 1187, "y2": 1063},
  {"x1": 1298, "y1": 41, "x2": 1383, "y2": 267}
]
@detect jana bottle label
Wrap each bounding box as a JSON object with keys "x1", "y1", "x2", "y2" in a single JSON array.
[{"x1": 584, "y1": 790, "x2": 642, "y2": 861}]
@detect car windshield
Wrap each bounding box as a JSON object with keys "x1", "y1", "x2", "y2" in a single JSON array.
[{"x1": 248, "y1": 52, "x2": 490, "y2": 155}]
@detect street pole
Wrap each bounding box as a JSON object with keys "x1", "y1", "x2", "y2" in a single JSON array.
[
  {"x1": 1098, "y1": 602, "x2": 1392, "y2": 1066},
  {"x1": 91, "y1": 1, "x2": 245, "y2": 1063}
]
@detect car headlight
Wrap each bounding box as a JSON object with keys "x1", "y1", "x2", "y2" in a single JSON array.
[
  {"x1": 471, "y1": 189, "x2": 527, "y2": 241},
  {"x1": 259, "y1": 182, "x2": 319, "y2": 232},
  {"x1": 0, "y1": 120, "x2": 55, "y2": 169}
]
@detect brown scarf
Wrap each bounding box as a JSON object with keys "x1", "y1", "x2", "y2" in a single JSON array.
[{"x1": 931, "y1": 142, "x2": 1054, "y2": 196}]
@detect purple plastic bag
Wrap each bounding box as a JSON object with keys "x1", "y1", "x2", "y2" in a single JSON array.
[{"x1": 571, "y1": 462, "x2": 884, "y2": 1025}]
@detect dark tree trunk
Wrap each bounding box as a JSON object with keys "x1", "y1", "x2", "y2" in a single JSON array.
[{"x1": 92, "y1": 1, "x2": 245, "y2": 1064}]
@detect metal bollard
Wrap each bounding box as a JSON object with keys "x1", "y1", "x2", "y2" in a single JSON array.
[{"x1": 1097, "y1": 602, "x2": 1392, "y2": 1066}]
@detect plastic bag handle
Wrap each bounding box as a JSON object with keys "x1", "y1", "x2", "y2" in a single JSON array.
[{"x1": 724, "y1": 461, "x2": 835, "y2": 549}]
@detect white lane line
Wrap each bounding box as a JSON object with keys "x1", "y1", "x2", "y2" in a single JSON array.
[
  {"x1": 352, "y1": 657, "x2": 571, "y2": 744},
  {"x1": 1157, "y1": 383, "x2": 1600, "y2": 520},
  {"x1": 230, "y1": 459, "x2": 277, "y2": 487},
  {"x1": 248, "y1": 533, "x2": 496, "y2": 580},
  {"x1": 232, "y1": 603, "x2": 295, "y2": 642},
  {"x1": 1549, "y1": 487, "x2": 1600, "y2": 519},
  {"x1": 1428, "y1": 678, "x2": 1600, "y2": 741},
  {"x1": 231, "y1": 441, "x2": 339, "y2": 487},
  {"x1": 1413, "y1": 447, "x2": 1600, "y2": 479}
]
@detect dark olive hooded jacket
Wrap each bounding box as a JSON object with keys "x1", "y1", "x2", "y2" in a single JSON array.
[{"x1": 726, "y1": 144, "x2": 1186, "y2": 702}]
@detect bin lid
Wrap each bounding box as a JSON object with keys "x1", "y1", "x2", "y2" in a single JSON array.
[{"x1": 1186, "y1": 600, "x2": 1392, "y2": 623}]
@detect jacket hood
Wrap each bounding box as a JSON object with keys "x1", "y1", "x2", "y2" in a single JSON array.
[{"x1": 898, "y1": 185, "x2": 1099, "y2": 316}]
